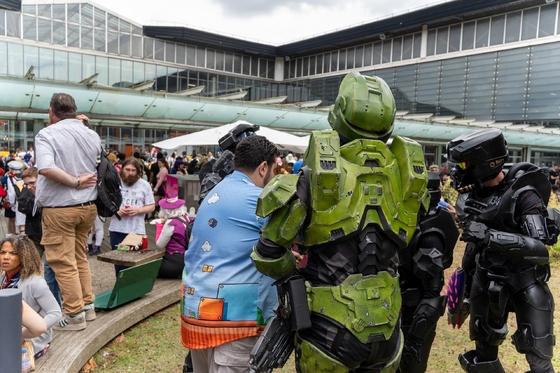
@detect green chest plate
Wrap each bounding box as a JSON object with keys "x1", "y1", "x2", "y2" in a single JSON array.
[{"x1": 302, "y1": 130, "x2": 429, "y2": 247}]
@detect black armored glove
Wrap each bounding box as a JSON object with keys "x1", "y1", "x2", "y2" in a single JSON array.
[{"x1": 460, "y1": 221, "x2": 489, "y2": 246}]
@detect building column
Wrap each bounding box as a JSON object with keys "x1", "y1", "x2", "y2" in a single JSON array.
[{"x1": 420, "y1": 24, "x2": 428, "y2": 58}]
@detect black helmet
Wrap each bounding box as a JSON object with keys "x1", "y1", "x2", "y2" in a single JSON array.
[{"x1": 446, "y1": 129, "x2": 509, "y2": 190}]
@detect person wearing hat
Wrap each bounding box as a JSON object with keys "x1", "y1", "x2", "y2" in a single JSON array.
[
  {"x1": 6, "y1": 160, "x2": 26, "y2": 235},
  {"x1": 108, "y1": 157, "x2": 155, "y2": 275},
  {"x1": 155, "y1": 176, "x2": 193, "y2": 279}
]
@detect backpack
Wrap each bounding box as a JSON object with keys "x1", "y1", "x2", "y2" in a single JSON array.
[
  {"x1": 171, "y1": 216, "x2": 195, "y2": 252},
  {"x1": 96, "y1": 147, "x2": 123, "y2": 220},
  {"x1": 16, "y1": 185, "x2": 35, "y2": 215}
]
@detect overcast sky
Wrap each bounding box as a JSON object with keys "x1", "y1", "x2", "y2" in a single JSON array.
[{"x1": 90, "y1": 0, "x2": 441, "y2": 45}]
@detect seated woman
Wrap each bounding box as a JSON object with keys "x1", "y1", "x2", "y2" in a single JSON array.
[
  {"x1": 155, "y1": 176, "x2": 192, "y2": 279},
  {"x1": 0, "y1": 236, "x2": 61, "y2": 359}
]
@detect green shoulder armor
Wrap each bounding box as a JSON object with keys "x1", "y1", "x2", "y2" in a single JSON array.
[{"x1": 256, "y1": 174, "x2": 299, "y2": 218}]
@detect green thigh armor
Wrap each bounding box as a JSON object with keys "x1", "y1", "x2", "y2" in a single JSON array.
[{"x1": 307, "y1": 272, "x2": 401, "y2": 343}]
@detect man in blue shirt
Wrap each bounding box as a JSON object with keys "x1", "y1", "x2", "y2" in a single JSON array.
[{"x1": 181, "y1": 135, "x2": 278, "y2": 373}]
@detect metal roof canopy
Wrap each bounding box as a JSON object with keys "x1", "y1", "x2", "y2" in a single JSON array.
[{"x1": 0, "y1": 76, "x2": 559, "y2": 152}]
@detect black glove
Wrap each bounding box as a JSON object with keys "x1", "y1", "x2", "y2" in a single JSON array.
[{"x1": 461, "y1": 221, "x2": 488, "y2": 245}]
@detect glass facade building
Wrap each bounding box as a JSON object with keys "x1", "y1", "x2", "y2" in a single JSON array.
[{"x1": 0, "y1": 0, "x2": 560, "y2": 164}]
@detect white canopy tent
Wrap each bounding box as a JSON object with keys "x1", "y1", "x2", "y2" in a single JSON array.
[{"x1": 152, "y1": 121, "x2": 310, "y2": 154}]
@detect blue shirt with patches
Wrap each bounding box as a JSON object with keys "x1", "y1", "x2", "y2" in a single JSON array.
[{"x1": 182, "y1": 171, "x2": 277, "y2": 324}]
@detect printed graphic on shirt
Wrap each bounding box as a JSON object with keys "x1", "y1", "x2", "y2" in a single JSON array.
[
  {"x1": 199, "y1": 297, "x2": 224, "y2": 320},
  {"x1": 201, "y1": 241, "x2": 212, "y2": 252},
  {"x1": 202, "y1": 264, "x2": 214, "y2": 272},
  {"x1": 207, "y1": 192, "x2": 220, "y2": 204},
  {"x1": 187, "y1": 287, "x2": 195, "y2": 295},
  {"x1": 208, "y1": 218, "x2": 218, "y2": 228},
  {"x1": 191, "y1": 284, "x2": 259, "y2": 321}
]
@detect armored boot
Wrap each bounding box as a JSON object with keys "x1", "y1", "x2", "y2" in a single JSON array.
[{"x1": 458, "y1": 350, "x2": 505, "y2": 373}]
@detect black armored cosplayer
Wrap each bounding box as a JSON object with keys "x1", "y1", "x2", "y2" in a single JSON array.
[
  {"x1": 397, "y1": 172, "x2": 459, "y2": 373},
  {"x1": 447, "y1": 129, "x2": 557, "y2": 373}
]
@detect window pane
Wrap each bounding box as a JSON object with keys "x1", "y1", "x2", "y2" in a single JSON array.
[
  {"x1": 54, "y1": 51, "x2": 68, "y2": 81},
  {"x1": 131, "y1": 35, "x2": 142, "y2": 58},
  {"x1": 490, "y1": 15, "x2": 505, "y2": 45},
  {"x1": 67, "y1": 4, "x2": 79, "y2": 23},
  {"x1": 23, "y1": 15, "x2": 36, "y2": 41},
  {"x1": 302, "y1": 56, "x2": 309, "y2": 76},
  {"x1": 81, "y1": 4, "x2": 93, "y2": 26},
  {"x1": 108, "y1": 58, "x2": 120, "y2": 86},
  {"x1": 296, "y1": 58, "x2": 301, "y2": 77},
  {"x1": 224, "y1": 52, "x2": 232, "y2": 72},
  {"x1": 38, "y1": 4, "x2": 51, "y2": 18},
  {"x1": 373, "y1": 42, "x2": 382, "y2": 64},
  {"x1": 0, "y1": 10, "x2": 5, "y2": 36},
  {"x1": 436, "y1": 27, "x2": 448, "y2": 54},
  {"x1": 107, "y1": 14, "x2": 118, "y2": 31},
  {"x1": 24, "y1": 46, "x2": 38, "y2": 71},
  {"x1": 143, "y1": 37, "x2": 153, "y2": 58},
  {"x1": 38, "y1": 18, "x2": 52, "y2": 43},
  {"x1": 449, "y1": 24, "x2": 461, "y2": 52},
  {"x1": 233, "y1": 54, "x2": 241, "y2": 74},
  {"x1": 381, "y1": 40, "x2": 391, "y2": 62},
  {"x1": 120, "y1": 33, "x2": 130, "y2": 55},
  {"x1": 107, "y1": 31, "x2": 118, "y2": 54},
  {"x1": 462, "y1": 21, "x2": 475, "y2": 50},
  {"x1": 505, "y1": 11, "x2": 521, "y2": 43},
  {"x1": 521, "y1": 7, "x2": 539, "y2": 40},
  {"x1": 39, "y1": 47, "x2": 53, "y2": 79},
  {"x1": 402, "y1": 35, "x2": 413, "y2": 60},
  {"x1": 67, "y1": 23, "x2": 79, "y2": 48},
  {"x1": 121, "y1": 60, "x2": 132, "y2": 87},
  {"x1": 259, "y1": 58, "x2": 267, "y2": 78},
  {"x1": 475, "y1": 18, "x2": 489, "y2": 48},
  {"x1": 94, "y1": 29, "x2": 105, "y2": 52},
  {"x1": 53, "y1": 4, "x2": 65, "y2": 21},
  {"x1": 309, "y1": 55, "x2": 316, "y2": 75},
  {"x1": 94, "y1": 8, "x2": 105, "y2": 28},
  {"x1": 267, "y1": 60, "x2": 274, "y2": 79},
  {"x1": 53, "y1": 21, "x2": 65, "y2": 45},
  {"x1": 132, "y1": 25, "x2": 142, "y2": 35},
  {"x1": 23, "y1": 5, "x2": 36, "y2": 15},
  {"x1": 120, "y1": 20, "x2": 130, "y2": 33},
  {"x1": 206, "y1": 49, "x2": 215, "y2": 69},
  {"x1": 82, "y1": 54, "x2": 95, "y2": 81},
  {"x1": 197, "y1": 49, "x2": 206, "y2": 68},
  {"x1": 539, "y1": 3, "x2": 557, "y2": 37},
  {"x1": 390, "y1": 38, "x2": 400, "y2": 61},
  {"x1": 338, "y1": 50, "x2": 345, "y2": 70},
  {"x1": 215, "y1": 51, "x2": 224, "y2": 70},
  {"x1": 427, "y1": 29, "x2": 436, "y2": 56},
  {"x1": 316, "y1": 54, "x2": 323, "y2": 74},
  {"x1": 413, "y1": 32, "x2": 422, "y2": 57},
  {"x1": 94, "y1": 55, "x2": 107, "y2": 85},
  {"x1": 133, "y1": 61, "x2": 144, "y2": 84},
  {"x1": 251, "y1": 56, "x2": 258, "y2": 76},
  {"x1": 154, "y1": 39, "x2": 164, "y2": 61},
  {"x1": 177, "y1": 44, "x2": 187, "y2": 65},
  {"x1": 184, "y1": 45, "x2": 194, "y2": 66},
  {"x1": 323, "y1": 52, "x2": 330, "y2": 73},
  {"x1": 6, "y1": 11, "x2": 21, "y2": 38},
  {"x1": 81, "y1": 26, "x2": 93, "y2": 50},
  {"x1": 362, "y1": 44, "x2": 372, "y2": 66},
  {"x1": 68, "y1": 52, "x2": 81, "y2": 82},
  {"x1": 145, "y1": 63, "x2": 156, "y2": 82},
  {"x1": 164, "y1": 42, "x2": 174, "y2": 63},
  {"x1": 347, "y1": 47, "x2": 355, "y2": 69},
  {"x1": 355, "y1": 46, "x2": 363, "y2": 68},
  {"x1": 330, "y1": 51, "x2": 338, "y2": 72},
  {"x1": 0, "y1": 42, "x2": 6, "y2": 74}
]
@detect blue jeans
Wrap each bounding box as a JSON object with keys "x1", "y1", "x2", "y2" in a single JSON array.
[
  {"x1": 44, "y1": 258, "x2": 61, "y2": 306},
  {"x1": 109, "y1": 231, "x2": 130, "y2": 276}
]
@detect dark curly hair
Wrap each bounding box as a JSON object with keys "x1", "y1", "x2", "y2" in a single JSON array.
[
  {"x1": 234, "y1": 135, "x2": 277, "y2": 173},
  {"x1": 0, "y1": 236, "x2": 42, "y2": 279}
]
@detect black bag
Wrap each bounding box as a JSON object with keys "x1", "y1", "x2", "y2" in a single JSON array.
[
  {"x1": 96, "y1": 147, "x2": 123, "y2": 220},
  {"x1": 17, "y1": 187, "x2": 35, "y2": 215}
]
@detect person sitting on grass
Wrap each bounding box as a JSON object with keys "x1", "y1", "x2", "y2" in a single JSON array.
[{"x1": 0, "y1": 235, "x2": 61, "y2": 359}]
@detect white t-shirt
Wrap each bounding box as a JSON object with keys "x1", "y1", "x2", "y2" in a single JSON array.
[{"x1": 108, "y1": 178, "x2": 155, "y2": 235}]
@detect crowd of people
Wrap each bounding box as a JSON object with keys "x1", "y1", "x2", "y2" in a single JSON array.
[{"x1": 0, "y1": 73, "x2": 558, "y2": 373}]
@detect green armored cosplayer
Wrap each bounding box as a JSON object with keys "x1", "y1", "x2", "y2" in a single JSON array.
[{"x1": 251, "y1": 72, "x2": 429, "y2": 373}]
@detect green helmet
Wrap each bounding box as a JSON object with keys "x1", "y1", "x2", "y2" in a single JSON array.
[{"x1": 328, "y1": 72, "x2": 396, "y2": 142}]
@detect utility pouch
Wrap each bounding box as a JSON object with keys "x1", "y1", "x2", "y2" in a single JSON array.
[{"x1": 276, "y1": 275, "x2": 312, "y2": 331}]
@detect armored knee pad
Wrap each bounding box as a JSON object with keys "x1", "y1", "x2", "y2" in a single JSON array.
[
  {"x1": 458, "y1": 350, "x2": 505, "y2": 373},
  {"x1": 470, "y1": 316, "x2": 508, "y2": 347},
  {"x1": 512, "y1": 323, "x2": 555, "y2": 360}
]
